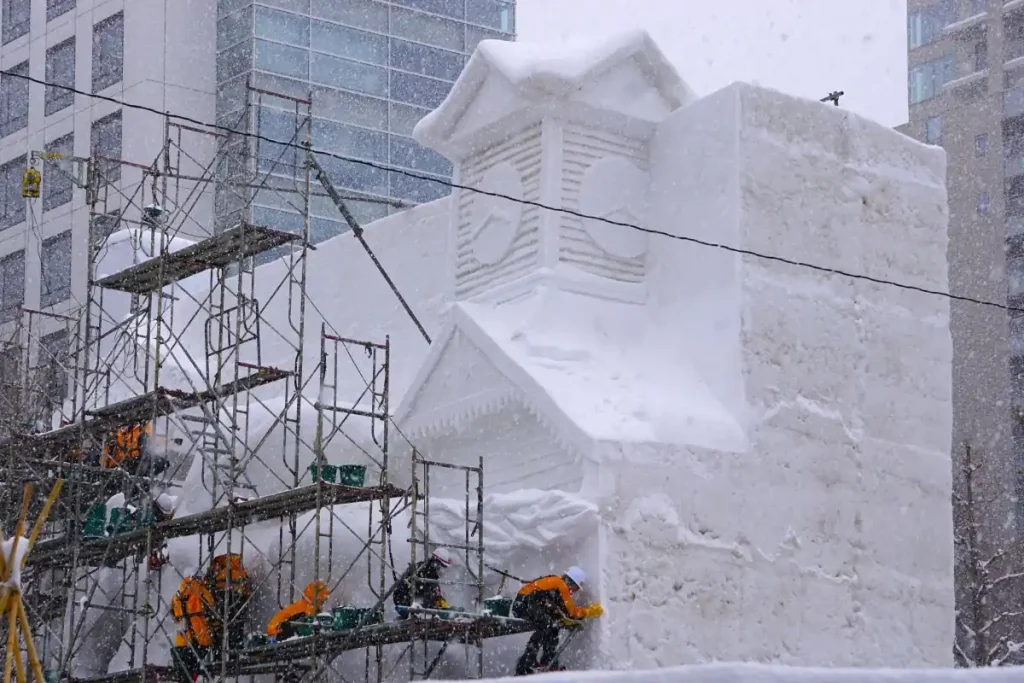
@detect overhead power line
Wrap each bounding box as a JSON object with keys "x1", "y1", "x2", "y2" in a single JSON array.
[{"x1": 0, "y1": 68, "x2": 1015, "y2": 314}]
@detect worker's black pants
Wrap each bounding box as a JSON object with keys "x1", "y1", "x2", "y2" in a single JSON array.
[
  {"x1": 515, "y1": 626, "x2": 561, "y2": 675},
  {"x1": 512, "y1": 598, "x2": 562, "y2": 675},
  {"x1": 171, "y1": 645, "x2": 207, "y2": 683}
]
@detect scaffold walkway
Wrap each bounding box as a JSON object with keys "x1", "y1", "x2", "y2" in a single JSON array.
[
  {"x1": 0, "y1": 365, "x2": 289, "y2": 460},
  {"x1": 95, "y1": 223, "x2": 305, "y2": 294},
  {"x1": 28, "y1": 480, "x2": 406, "y2": 569}
]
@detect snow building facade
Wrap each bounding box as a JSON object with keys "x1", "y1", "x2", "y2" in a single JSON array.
[{"x1": 393, "y1": 31, "x2": 955, "y2": 667}]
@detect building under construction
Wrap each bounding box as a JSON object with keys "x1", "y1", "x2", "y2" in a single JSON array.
[{"x1": 0, "y1": 83, "x2": 537, "y2": 683}]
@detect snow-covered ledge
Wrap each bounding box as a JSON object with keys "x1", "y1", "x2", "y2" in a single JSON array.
[{"x1": 401, "y1": 31, "x2": 952, "y2": 670}]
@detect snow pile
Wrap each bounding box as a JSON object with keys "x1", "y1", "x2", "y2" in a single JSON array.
[
  {"x1": 1, "y1": 537, "x2": 30, "y2": 589},
  {"x1": 467, "y1": 663, "x2": 1024, "y2": 683}
]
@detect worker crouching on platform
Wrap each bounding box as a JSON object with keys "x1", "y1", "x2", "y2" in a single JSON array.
[
  {"x1": 393, "y1": 547, "x2": 453, "y2": 618},
  {"x1": 512, "y1": 566, "x2": 603, "y2": 676},
  {"x1": 208, "y1": 553, "x2": 252, "y2": 655},
  {"x1": 171, "y1": 575, "x2": 217, "y2": 683},
  {"x1": 266, "y1": 580, "x2": 331, "y2": 642},
  {"x1": 100, "y1": 422, "x2": 170, "y2": 476}
]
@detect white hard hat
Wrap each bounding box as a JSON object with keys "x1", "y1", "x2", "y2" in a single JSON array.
[
  {"x1": 565, "y1": 566, "x2": 586, "y2": 587},
  {"x1": 431, "y1": 547, "x2": 452, "y2": 567}
]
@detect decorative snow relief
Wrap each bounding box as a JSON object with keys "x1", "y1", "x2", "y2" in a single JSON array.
[
  {"x1": 579, "y1": 158, "x2": 649, "y2": 259},
  {"x1": 470, "y1": 162, "x2": 524, "y2": 265}
]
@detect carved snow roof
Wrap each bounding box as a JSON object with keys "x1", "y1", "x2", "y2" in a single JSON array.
[
  {"x1": 395, "y1": 292, "x2": 747, "y2": 458},
  {"x1": 413, "y1": 29, "x2": 697, "y2": 157}
]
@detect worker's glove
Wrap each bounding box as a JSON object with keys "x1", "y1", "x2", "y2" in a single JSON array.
[
  {"x1": 437, "y1": 598, "x2": 451, "y2": 609},
  {"x1": 584, "y1": 603, "x2": 604, "y2": 618}
]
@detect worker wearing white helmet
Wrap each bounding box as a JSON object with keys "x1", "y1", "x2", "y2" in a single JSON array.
[
  {"x1": 511, "y1": 566, "x2": 604, "y2": 675},
  {"x1": 393, "y1": 546, "x2": 454, "y2": 618}
]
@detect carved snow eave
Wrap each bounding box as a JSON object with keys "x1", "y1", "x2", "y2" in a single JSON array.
[{"x1": 394, "y1": 305, "x2": 597, "y2": 463}]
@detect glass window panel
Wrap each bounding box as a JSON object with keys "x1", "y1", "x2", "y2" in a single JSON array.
[
  {"x1": 91, "y1": 111, "x2": 122, "y2": 184},
  {"x1": 390, "y1": 6, "x2": 464, "y2": 51},
  {"x1": 313, "y1": 118, "x2": 387, "y2": 161},
  {"x1": 0, "y1": 156, "x2": 26, "y2": 230},
  {"x1": 92, "y1": 12, "x2": 124, "y2": 93},
  {"x1": 91, "y1": 210, "x2": 122, "y2": 245},
  {"x1": 311, "y1": 20, "x2": 387, "y2": 65},
  {"x1": 310, "y1": 216, "x2": 351, "y2": 244},
  {"x1": 2, "y1": 0, "x2": 29, "y2": 44},
  {"x1": 468, "y1": 0, "x2": 514, "y2": 32},
  {"x1": 0, "y1": 250, "x2": 25, "y2": 323},
  {"x1": 390, "y1": 136, "x2": 452, "y2": 176},
  {"x1": 45, "y1": 38, "x2": 76, "y2": 116},
  {"x1": 315, "y1": 153, "x2": 387, "y2": 194},
  {"x1": 389, "y1": 171, "x2": 450, "y2": 203},
  {"x1": 255, "y1": 6, "x2": 309, "y2": 46},
  {"x1": 256, "y1": 39, "x2": 309, "y2": 79},
  {"x1": 468, "y1": 25, "x2": 509, "y2": 52},
  {"x1": 258, "y1": 0, "x2": 310, "y2": 12},
  {"x1": 313, "y1": 87, "x2": 388, "y2": 130},
  {"x1": 924, "y1": 115, "x2": 942, "y2": 145},
  {"x1": 390, "y1": 39, "x2": 463, "y2": 81},
  {"x1": 0, "y1": 61, "x2": 29, "y2": 137},
  {"x1": 40, "y1": 232, "x2": 72, "y2": 307},
  {"x1": 391, "y1": 0, "x2": 464, "y2": 19},
  {"x1": 310, "y1": 0, "x2": 387, "y2": 31},
  {"x1": 47, "y1": 0, "x2": 75, "y2": 22},
  {"x1": 310, "y1": 52, "x2": 387, "y2": 96},
  {"x1": 389, "y1": 102, "x2": 429, "y2": 136},
  {"x1": 37, "y1": 329, "x2": 69, "y2": 408},
  {"x1": 218, "y1": 39, "x2": 253, "y2": 84},
  {"x1": 43, "y1": 134, "x2": 74, "y2": 211},
  {"x1": 390, "y1": 70, "x2": 452, "y2": 109},
  {"x1": 218, "y1": 6, "x2": 253, "y2": 51}
]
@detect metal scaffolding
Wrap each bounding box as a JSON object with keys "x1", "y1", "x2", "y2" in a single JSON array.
[{"x1": 0, "y1": 82, "x2": 530, "y2": 683}]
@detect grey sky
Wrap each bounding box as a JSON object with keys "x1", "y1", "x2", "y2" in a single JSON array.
[{"x1": 516, "y1": 0, "x2": 908, "y2": 128}]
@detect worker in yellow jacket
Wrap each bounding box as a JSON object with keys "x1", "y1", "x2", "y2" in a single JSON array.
[
  {"x1": 266, "y1": 580, "x2": 330, "y2": 642},
  {"x1": 170, "y1": 576, "x2": 216, "y2": 683},
  {"x1": 511, "y1": 566, "x2": 603, "y2": 675}
]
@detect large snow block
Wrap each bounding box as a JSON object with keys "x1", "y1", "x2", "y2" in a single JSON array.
[{"x1": 623, "y1": 82, "x2": 953, "y2": 668}]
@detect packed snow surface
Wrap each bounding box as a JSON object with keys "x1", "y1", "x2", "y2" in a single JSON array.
[{"x1": 473, "y1": 663, "x2": 1024, "y2": 683}]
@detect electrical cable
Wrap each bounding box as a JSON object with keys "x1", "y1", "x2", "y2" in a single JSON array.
[{"x1": 1, "y1": 67, "x2": 1017, "y2": 313}]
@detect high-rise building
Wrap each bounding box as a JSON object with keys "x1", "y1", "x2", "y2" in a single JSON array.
[
  {"x1": 901, "y1": 0, "x2": 1024, "y2": 662},
  {"x1": 215, "y1": 1, "x2": 516, "y2": 241},
  {"x1": 0, "y1": 0, "x2": 515, "y2": 422}
]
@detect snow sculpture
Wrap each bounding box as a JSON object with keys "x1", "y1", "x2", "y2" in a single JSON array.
[{"x1": 404, "y1": 29, "x2": 953, "y2": 670}]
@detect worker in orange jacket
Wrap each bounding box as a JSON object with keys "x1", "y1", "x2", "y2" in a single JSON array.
[
  {"x1": 101, "y1": 423, "x2": 168, "y2": 476},
  {"x1": 266, "y1": 580, "x2": 331, "y2": 642},
  {"x1": 511, "y1": 566, "x2": 603, "y2": 675},
  {"x1": 170, "y1": 576, "x2": 217, "y2": 683},
  {"x1": 207, "y1": 553, "x2": 251, "y2": 653}
]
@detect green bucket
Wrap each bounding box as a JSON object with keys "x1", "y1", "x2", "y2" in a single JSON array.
[
  {"x1": 338, "y1": 464, "x2": 366, "y2": 487},
  {"x1": 332, "y1": 606, "x2": 382, "y2": 631},
  {"x1": 82, "y1": 504, "x2": 107, "y2": 539},
  {"x1": 294, "y1": 614, "x2": 333, "y2": 637},
  {"x1": 309, "y1": 463, "x2": 366, "y2": 487},
  {"x1": 482, "y1": 597, "x2": 513, "y2": 617}
]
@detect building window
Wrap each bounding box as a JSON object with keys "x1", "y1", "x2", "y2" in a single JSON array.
[
  {"x1": 979, "y1": 191, "x2": 991, "y2": 214},
  {"x1": 36, "y1": 329, "x2": 69, "y2": 410},
  {"x1": 1010, "y1": 257, "x2": 1024, "y2": 297},
  {"x1": 92, "y1": 12, "x2": 124, "y2": 93},
  {"x1": 45, "y1": 38, "x2": 75, "y2": 116},
  {"x1": 91, "y1": 210, "x2": 121, "y2": 247},
  {"x1": 0, "y1": 61, "x2": 29, "y2": 137},
  {"x1": 40, "y1": 232, "x2": 72, "y2": 308},
  {"x1": 0, "y1": 344, "x2": 21, "y2": 419},
  {"x1": 925, "y1": 115, "x2": 942, "y2": 145},
  {"x1": 43, "y1": 134, "x2": 74, "y2": 211},
  {"x1": 909, "y1": 54, "x2": 956, "y2": 104},
  {"x1": 468, "y1": 0, "x2": 515, "y2": 33},
  {"x1": 0, "y1": 250, "x2": 25, "y2": 323},
  {"x1": 908, "y1": 0, "x2": 955, "y2": 50},
  {"x1": 976, "y1": 133, "x2": 988, "y2": 156},
  {"x1": 2, "y1": 0, "x2": 30, "y2": 44},
  {"x1": 47, "y1": 0, "x2": 74, "y2": 22},
  {"x1": 0, "y1": 156, "x2": 26, "y2": 230},
  {"x1": 975, "y1": 40, "x2": 989, "y2": 71},
  {"x1": 91, "y1": 111, "x2": 122, "y2": 184}
]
